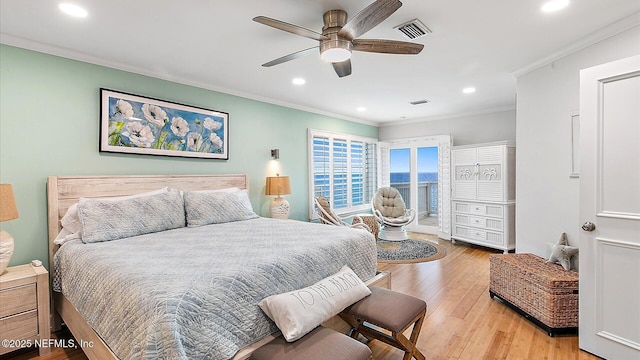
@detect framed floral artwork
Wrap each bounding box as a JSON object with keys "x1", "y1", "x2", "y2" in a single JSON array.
[{"x1": 100, "y1": 89, "x2": 229, "y2": 159}]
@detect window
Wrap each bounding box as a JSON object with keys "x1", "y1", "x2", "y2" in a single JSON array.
[{"x1": 309, "y1": 129, "x2": 377, "y2": 219}]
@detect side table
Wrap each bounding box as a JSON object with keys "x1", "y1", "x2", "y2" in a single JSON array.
[
  {"x1": 0, "y1": 263, "x2": 51, "y2": 356},
  {"x1": 352, "y1": 214, "x2": 379, "y2": 240}
]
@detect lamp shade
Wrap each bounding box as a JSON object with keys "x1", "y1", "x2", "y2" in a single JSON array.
[
  {"x1": 0, "y1": 184, "x2": 19, "y2": 222},
  {"x1": 265, "y1": 176, "x2": 291, "y2": 196}
]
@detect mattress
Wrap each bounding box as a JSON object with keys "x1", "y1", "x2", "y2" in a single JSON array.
[{"x1": 53, "y1": 217, "x2": 377, "y2": 360}]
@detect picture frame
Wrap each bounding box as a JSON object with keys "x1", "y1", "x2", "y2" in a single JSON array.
[
  {"x1": 100, "y1": 88, "x2": 229, "y2": 160},
  {"x1": 570, "y1": 113, "x2": 579, "y2": 178}
]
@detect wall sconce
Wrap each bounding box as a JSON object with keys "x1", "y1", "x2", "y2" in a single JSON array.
[{"x1": 271, "y1": 149, "x2": 280, "y2": 160}]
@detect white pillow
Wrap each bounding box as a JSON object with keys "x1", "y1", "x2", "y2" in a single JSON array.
[
  {"x1": 59, "y1": 187, "x2": 169, "y2": 241},
  {"x1": 53, "y1": 227, "x2": 77, "y2": 245},
  {"x1": 258, "y1": 265, "x2": 371, "y2": 342}
]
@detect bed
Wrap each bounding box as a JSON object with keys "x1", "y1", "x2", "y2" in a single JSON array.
[{"x1": 47, "y1": 174, "x2": 389, "y2": 360}]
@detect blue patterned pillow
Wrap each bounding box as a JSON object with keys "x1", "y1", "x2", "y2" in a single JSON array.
[
  {"x1": 184, "y1": 189, "x2": 258, "y2": 227},
  {"x1": 78, "y1": 190, "x2": 185, "y2": 243}
]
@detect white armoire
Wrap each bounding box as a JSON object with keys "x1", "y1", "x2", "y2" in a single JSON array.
[{"x1": 451, "y1": 141, "x2": 515, "y2": 253}]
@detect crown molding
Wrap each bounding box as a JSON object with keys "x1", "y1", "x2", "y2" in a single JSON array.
[
  {"x1": 0, "y1": 34, "x2": 378, "y2": 127},
  {"x1": 513, "y1": 12, "x2": 640, "y2": 78},
  {"x1": 378, "y1": 105, "x2": 516, "y2": 127}
]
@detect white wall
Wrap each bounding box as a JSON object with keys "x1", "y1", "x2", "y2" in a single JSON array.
[
  {"x1": 515, "y1": 26, "x2": 640, "y2": 262},
  {"x1": 378, "y1": 110, "x2": 516, "y2": 146}
]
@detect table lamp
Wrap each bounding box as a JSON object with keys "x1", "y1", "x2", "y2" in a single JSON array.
[
  {"x1": 0, "y1": 184, "x2": 19, "y2": 275},
  {"x1": 265, "y1": 175, "x2": 291, "y2": 219}
]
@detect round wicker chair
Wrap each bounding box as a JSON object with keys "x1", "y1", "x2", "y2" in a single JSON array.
[
  {"x1": 314, "y1": 196, "x2": 370, "y2": 232},
  {"x1": 371, "y1": 187, "x2": 415, "y2": 241}
]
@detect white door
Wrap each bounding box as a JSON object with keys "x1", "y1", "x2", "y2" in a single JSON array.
[{"x1": 579, "y1": 55, "x2": 640, "y2": 360}]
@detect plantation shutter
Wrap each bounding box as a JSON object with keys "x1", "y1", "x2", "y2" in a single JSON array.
[
  {"x1": 377, "y1": 141, "x2": 391, "y2": 188},
  {"x1": 351, "y1": 141, "x2": 364, "y2": 206},
  {"x1": 312, "y1": 135, "x2": 331, "y2": 199},
  {"x1": 364, "y1": 142, "x2": 377, "y2": 204},
  {"x1": 308, "y1": 129, "x2": 379, "y2": 220},
  {"x1": 437, "y1": 136, "x2": 452, "y2": 237},
  {"x1": 332, "y1": 138, "x2": 348, "y2": 209}
]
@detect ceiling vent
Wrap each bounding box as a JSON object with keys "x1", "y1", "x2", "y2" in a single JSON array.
[
  {"x1": 409, "y1": 99, "x2": 430, "y2": 105},
  {"x1": 394, "y1": 19, "x2": 431, "y2": 40}
]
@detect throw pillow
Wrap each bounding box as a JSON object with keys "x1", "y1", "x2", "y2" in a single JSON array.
[
  {"x1": 78, "y1": 189, "x2": 185, "y2": 243},
  {"x1": 57, "y1": 187, "x2": 169, "y2": 244},
  {"x1": 547, "y1": 232, "x2": 579, "y2": 271},
  {"x1": 184, "y1": 189, "x2": 258, "y2": 227},
  {"x1": 258, "y1": 265, "x2": 371, "y2": 342}
]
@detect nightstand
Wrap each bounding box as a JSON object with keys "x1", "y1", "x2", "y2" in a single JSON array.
[{"x1": 0, "y1": 264, "x2": 51, "y2": 356}]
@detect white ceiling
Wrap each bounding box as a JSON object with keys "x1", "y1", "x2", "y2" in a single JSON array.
[{"x1": 1, "y1": 0, "x2": 638, "y2": 125}]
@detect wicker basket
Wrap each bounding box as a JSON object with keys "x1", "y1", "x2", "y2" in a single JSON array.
[
  {"x1": 489, "y1": 253, "x2": 578, "y2": 336},
  {"x1": 352, "y1": 214, "x2": 379, "y2": 240}
]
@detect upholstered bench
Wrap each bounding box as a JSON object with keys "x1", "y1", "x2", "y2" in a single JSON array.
[
  {"x1": 249, "y1": 326, "x2": 372, "y2": 360},
  {"x1": 340, "y1": 286, "x2": 427, "y2": 360},
  {"x1": 489, "y1": 253, "x2": 579, "y2": 336}
]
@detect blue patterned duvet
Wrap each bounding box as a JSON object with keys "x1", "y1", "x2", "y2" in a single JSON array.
[{"x1": 53, "y1": 217, "x2": 376, "y2": 359}]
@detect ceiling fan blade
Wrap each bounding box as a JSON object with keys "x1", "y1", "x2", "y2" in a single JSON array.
[
  {"x1": 338, "y1": 0, "x2": 402, "y2": 41},
  {"x1": 332, "y1": 60, "x2": 352, "y2": 77},
  {"x1": 352, "y1": 39, "x2": 424, "y2": 54},
  {"x1": 262, "y1": 47, "x2": 319, "y2": 67},
  {"x1": 253, "y1": 16, "x2": 329, "y2": 41}
]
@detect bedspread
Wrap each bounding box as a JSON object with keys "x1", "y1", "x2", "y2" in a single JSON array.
[{"x1": 53, "y1": 217, "x2": 376, "y2": 360}]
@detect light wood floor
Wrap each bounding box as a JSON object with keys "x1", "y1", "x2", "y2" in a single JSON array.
[
  {"x1": 3, "y1": 235, "x2": 601, "y2": 360},
  {"x1": 370, "y1": 234, "x2": 599, "y2": 360}
]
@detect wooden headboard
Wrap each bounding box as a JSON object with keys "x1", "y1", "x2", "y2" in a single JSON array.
[{"x1": 47, "y1": 174, "x2": 249, "y2": 267}]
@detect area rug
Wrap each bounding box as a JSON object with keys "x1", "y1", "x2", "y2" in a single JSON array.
[{"x1": 377, "y1": 237, "x2": 447, "y2": 264}]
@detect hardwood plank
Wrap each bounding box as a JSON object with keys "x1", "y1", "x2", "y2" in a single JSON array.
[{"x1": 9, "y1": 234, "x2": 600, "y2": 360}]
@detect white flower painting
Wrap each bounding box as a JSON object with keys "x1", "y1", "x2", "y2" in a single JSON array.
[
  {"x1": 101, "y1": 89, "x2": 228, "y2": 159},
  {"x1": 142, "y1": 103, "x2": 167, "y2": 127},
  {"x1": 121, "y1": 122, "x2": 155, "y2": 148}
]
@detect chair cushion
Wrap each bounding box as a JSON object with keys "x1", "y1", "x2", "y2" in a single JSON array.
[
  {"x1": 344, "y1": 286, "x2": 427, "y2": 333},
  {"x1": 249, "y1": 326, "x2": 372, "y2": 360},
  {"x1": 383, "y1": 214, "x2": 413, "y2": 225},
  {"x1": 373, "y1": 187, "x2": 407, "y2": 218}
]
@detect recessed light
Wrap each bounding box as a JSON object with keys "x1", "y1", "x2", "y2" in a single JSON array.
[
  {"x1": 292, "y1": 78, "x2": 306, "y2": 85},
  {"x1": 462, "y1": 87, "x2": 476, "y2": 94},
  {"x1": 357, "y1": 107, "x2": 366, "y2": 112},
  {"x1": 541, "y1": 0, "x2": 569, "y2": 13},
  {"x1": 59, "y1": 3, "x2": 88, "y2": 18}
]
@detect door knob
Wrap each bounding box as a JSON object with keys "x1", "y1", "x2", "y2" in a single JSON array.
[{"x1": 581, "y1": 222, "x2": 596, "y2": 232}]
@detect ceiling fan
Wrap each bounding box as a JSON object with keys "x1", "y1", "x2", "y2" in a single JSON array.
[{"x1": 253, "y1": 0, "x2": 424, "y2": 77}]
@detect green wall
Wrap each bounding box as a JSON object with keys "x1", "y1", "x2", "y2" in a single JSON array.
[{"x1": 0, "y1": 45, "x2": 378, "y2": 269}]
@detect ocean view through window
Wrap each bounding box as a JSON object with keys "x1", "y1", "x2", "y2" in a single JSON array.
[
  {"x1": 308, "y1": 129, "x2": 377, "y2": 219},
  {"x1": 390, "y1": 146, "x2": 439, "y2": 226}
]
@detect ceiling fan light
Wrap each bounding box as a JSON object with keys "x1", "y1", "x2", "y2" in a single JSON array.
[{"x1": 321, "y1": 48, "x2": 351, "y2": 63}]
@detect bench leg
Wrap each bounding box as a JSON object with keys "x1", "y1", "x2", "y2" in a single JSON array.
[
  {"x1": 400, "y1": 308, "x2": 426, "y2": 360},
  {"x1": 342, "y1": 309, "x2": 426, "y2": 360}
]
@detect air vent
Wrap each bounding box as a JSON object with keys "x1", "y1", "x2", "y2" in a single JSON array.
[
  {"x1": 394, "y1": 19, "x2": 431, "y2": 40},
  {"x1": 409, "y1": 99, "x2": 430, "y2": 105}
]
